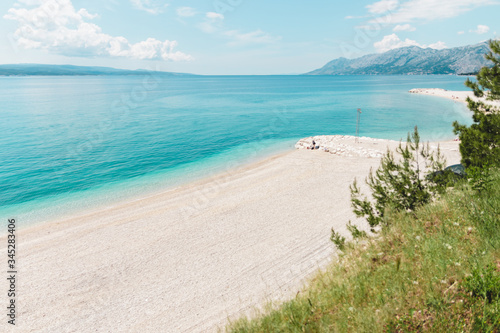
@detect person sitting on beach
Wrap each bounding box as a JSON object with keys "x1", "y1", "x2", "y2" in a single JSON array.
[{"x1": 311, "y1": 140, "x2": 316, "y2": 150}]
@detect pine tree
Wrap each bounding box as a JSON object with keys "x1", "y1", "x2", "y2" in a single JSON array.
[
  {"x1": 349, "y1": 127, "x2": 445, "y2": 231},
  {"x1": 453, "y1": 40, "x2": 500, "y2": 169}
]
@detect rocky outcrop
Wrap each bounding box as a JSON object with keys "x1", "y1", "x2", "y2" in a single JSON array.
[{"x1": 295, "y1": 135, "x2": 385, "y2": 158}]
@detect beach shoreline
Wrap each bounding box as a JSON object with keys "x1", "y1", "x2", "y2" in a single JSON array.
[
  {"x1": 4, "y1": 138, "x2": 297, "y2": 231},
  {"x1": 0, "y1": 136, "x2": 462, "y2": 333},
  {"x1": 409, "y1": 88, "x2": 500, "y2": 108}
]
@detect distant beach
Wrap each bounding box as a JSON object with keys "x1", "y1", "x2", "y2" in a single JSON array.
[{"x1": 409, "y1": 88, "x2": 500, "y2": 108}]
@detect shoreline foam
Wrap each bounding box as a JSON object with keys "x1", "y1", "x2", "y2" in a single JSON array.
[{"x1": 0, "y1": 136, "x2": 462, "y2": 332}]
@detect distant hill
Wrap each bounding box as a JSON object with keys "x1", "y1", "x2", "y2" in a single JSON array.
[
  {"x1": 306, "y1": 42, "x2": 491, "y2": 75},
  {"x1": 0, "y1": 64, "x2": 194, "y2": 76}
]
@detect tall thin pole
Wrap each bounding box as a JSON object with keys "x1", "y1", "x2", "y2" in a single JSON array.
[{"x1": 356, "y1": 108, "x2": 362, "y2": 143}]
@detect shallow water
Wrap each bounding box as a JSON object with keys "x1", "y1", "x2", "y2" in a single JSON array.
[{"x1": 0, "y1": 75, "x2": 473, "y2": 225}]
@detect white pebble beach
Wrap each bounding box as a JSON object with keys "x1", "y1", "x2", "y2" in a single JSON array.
[{"x1": 409, "y1": 88, "x2": 500, "y2": 108}]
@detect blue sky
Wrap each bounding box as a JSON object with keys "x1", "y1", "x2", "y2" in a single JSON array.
[{"x1": 0, "y1": 0, "x2": 499, "y2": 74}]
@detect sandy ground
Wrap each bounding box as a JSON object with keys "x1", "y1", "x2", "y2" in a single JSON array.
[
  {"x1": 409, "y1": 88, "x2": 500, "y2": 108},
  {"x1": 0, "y1": 137, "x2": 461, "y2": 333}
]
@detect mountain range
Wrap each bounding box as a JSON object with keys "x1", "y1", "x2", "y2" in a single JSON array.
[
  {"x1": 0, "y1": 42, "x2": 492, "y2": 76},
  {"x1": 306, "y1": 42, "x2": 491, "y2": 75},
  {"x1": 0, "y1": 64, "x2": 192, "y2": 76}
]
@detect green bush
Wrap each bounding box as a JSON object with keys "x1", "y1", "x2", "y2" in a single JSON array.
[
  {"x1": 467, "y1": 165, "x2": 493, "y2": 193},
  {"x1": 330, "y1": 228, "x2": 346, "y2": 251},
  {"x1": 346, "y1": 221, "x2": 367, "y2": 240},
  {"x1": 462, "y1": 264, "x2": 500, "y2": 331},
  {"x1": 463, "y1": 264, "x2": 500, "y2": 303},
  {"x1": 350, "y1": 126, "x2": 445, "y2": 231}
]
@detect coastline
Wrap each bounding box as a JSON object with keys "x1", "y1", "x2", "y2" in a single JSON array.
[
  {"x1": 2, "y1": 138, "x2": 296, "y2": 229},
  {"x1": 0, "y1": 136, "x2": 462, "y2": 332},
  {"x1": 409, "y1": 88, "x2": 500, "y2": 108}
]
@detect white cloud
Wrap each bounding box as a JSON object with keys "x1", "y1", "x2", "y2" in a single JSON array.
[
  {"x1": 5, "y1": 0, "x2": 192, "y2": 61},
  {"x1": 15, "y1": 0, "x2": 42, "y2": 4},
  {"x1": 345, "y1": 15, "x2": 367, "y2": 19},
  {"x1": 198, "y1": 11, "x2": 225, "y2": 34},
  {"x1": 198, "y1": 21, "x2": 218, "y2": 34},
  {"x1": 393, "y1": 24, "x2": 416, "y2": 32},
  {"x1": 195, "y1": 10, "x2": 279, "y2": 48},
  {"x1": 458, "y1": 30, "x2": 465, "y2": 35},
  {"x1": 428, "y1": 41, "x2": 447, "y2": 49},
  {"x1": 372, "y1": 0, "x2": 497, "y2": 24},
  {"x1": 224, "y1": 30, "x2": 281, "y2": 46},
  {"x1": 176, "y1": 7, "x2": 196, "y2": 17},
  {"x1": 374, "y1": 33, "x2": 419, "y2": 52},
  {"x1": 366, "y1": 0, "x2": 399, "y2": 14},
  {"x1": 206, "y1": 12, "x2": 224, "y2": 20},
  {"x1": 471, "y1": 24, "x2": 490, "y2": 34},
  {"x1": 374, "y1": 33, "x2": 446, "y2": 52},
  {"x1": 78, "y1": 8, "x2": 98, "y2": 20},
  {"x1": 130, "y1": 0, "x2": 164, "y2": 15}
]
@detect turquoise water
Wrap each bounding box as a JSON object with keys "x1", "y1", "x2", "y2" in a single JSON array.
[{"x1": 0, "y1": 75, "x2": 473, "y2": 225}]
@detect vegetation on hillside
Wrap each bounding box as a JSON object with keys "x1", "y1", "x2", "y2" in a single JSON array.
[{"x1": 229, "y1": 172, "x2": 500, "y2": 332}]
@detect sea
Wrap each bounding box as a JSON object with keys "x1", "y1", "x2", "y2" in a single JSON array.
[{"x1": 0, "y1": 75, "x2": 474, "y2": 226}]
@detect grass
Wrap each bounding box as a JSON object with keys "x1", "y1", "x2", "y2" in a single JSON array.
[{"x1": 227, "y1": 170, "x2": 500, "y2": 332}]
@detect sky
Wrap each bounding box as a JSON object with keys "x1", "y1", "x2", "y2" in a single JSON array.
[{"x1": 0, "y1": 0, "x2": 499, "y2": 75}]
